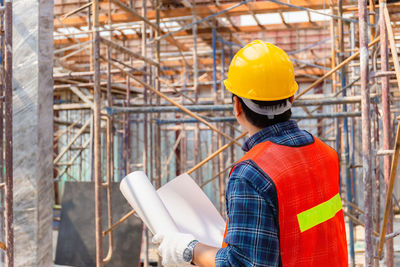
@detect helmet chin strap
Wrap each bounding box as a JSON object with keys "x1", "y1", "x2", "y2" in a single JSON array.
[{"x1": 241, "y1": 97, "x2": 292, "y2": 119}]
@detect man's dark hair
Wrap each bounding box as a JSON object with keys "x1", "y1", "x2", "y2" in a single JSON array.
[{"x1": 233, "y1": 94, "x2": 292, "y2": 129}]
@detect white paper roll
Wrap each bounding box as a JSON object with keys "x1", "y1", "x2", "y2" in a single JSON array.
[
  {"x1": 157, "y1": 173, "x2": 225, "y2": 247},
  {"x1": 120, "y1": 171, "x2": 179, "y2": 234}
]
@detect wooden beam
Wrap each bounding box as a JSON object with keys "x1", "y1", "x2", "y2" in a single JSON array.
[
  {"x1": 55, "y1": 0, "x2": 338, "y2": 28},
  {"x1": 246, "y1": 3, "x2": 265, "y2": 30},
  {"x1": 54, "y1": 21, "x2": 326, "y2": 46},
  {"x1": 279, "y1": 10, "x2": 291, "y2": 28}
]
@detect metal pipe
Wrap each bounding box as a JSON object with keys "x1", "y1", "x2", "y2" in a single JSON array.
[
  {"x1": 349, "y1": 23, "x2": 357, "y2": 246},
  {"x1": 192, "y1": 0, "x2": 202, "y2": 185},
  {"x1": 358, "y1": 0, "x2": 373, "y2": 264},
  {"x1": 212, "y1": 26, "x2": 217, "y2": 94},
  {"x1": 4, "y1": 1, "x2": 12, "y2": 265},
  {"x1": 193, "y1": 7, "x2": 198, "y2": 102},
  {"x1": 155, "y1": 0, "x2": 162, "y2": 190},
  {"x1": 122, "y1": 73, "x2": 131, "y2": 177},
  {"x1": 106, "y1": 96, "x2": 371, "y2": 114},
  {"x1": 92, "y1": 0, "x2": 104, "y2": 265},
  {"x1": 338, "y1": 0, "x2": 354, "y2": 264},
  {"x1": 141, "y1": 1, "x2": 150, "y2": 263},
  {"x1": 379, "y1": 0, "x2": 393, "y2": 264},
  {"x1": 102, "y1": 115, "x2": 113, "y2": 264},
  {"x1": 154, "y1": 112, "x2": 361, "y2": 125},
  {"x1": 218, "y1": 38, "x2": 242, "y2": 48}
]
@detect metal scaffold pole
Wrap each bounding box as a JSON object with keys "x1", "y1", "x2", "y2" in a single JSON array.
[
  {"x1": 338, "y1": 0, "x2": 355, "y2": 263},
  {"x1": 358, "y1": 0, "x2": 373, "y2": 265},
  {"x1": 379, "y1": 0, "x2": 393, "y2": 265},
  {"x1": 92, "y1": 0, "x2": 103, "y2": 266}
]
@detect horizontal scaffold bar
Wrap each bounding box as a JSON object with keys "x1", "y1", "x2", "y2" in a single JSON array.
[
  {"x1": 105, "y1": 94, "x2": 375, "y2": 115},
  {"x1": 153, "y1": 112, "x2": 361, "y2": 125}
]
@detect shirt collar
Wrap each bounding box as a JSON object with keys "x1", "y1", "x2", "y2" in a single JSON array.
[{"x1": 242, "y1": 120, "x2": 300, "y2": 152}]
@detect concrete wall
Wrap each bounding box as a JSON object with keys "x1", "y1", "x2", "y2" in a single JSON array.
[{"x1": 12, "y1": 0, "x2": 54, "y2": 265}]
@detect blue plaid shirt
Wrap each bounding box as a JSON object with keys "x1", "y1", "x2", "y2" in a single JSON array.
[{"x1": 215, "y1": 120, "x2": 314, "y2": 267}]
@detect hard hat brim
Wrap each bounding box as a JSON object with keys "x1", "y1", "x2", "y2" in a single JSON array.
[{"x1": 224, "y1": 79, "x2": 299, "y2": 102}]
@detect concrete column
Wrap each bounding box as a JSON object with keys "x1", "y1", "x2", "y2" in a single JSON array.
[{"x1": 12, "y1": 0, "x2": 54, "y2": 266}]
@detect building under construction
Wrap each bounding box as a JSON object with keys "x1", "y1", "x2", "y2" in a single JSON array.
[{"x1": 1, "y1": 0, "x2": 400, "y2": 266}]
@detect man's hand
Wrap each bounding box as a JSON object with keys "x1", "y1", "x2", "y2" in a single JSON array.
[{"x1": 152, "y1": 232, "x2": 196, "y2": 267}]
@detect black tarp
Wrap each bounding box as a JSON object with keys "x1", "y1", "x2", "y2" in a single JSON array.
[{"x1": 55, "y1": 181, "x2": 142, "y2": 267}]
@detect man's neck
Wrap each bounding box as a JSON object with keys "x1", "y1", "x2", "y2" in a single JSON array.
[{"x1": 247, "y1": 124, "x2": 263, "y2": 136}]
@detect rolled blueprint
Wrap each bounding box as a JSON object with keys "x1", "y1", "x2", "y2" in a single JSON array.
[
  {"x1": 120, "y1": 171, "x2": 179, "y2": 234},
  {"x1": 157, "y1": 173, "x2": 225, "y2": 247}
]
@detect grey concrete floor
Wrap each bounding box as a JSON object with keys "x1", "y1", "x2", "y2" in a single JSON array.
[{"x1": 53, "y1": 217, "x2": 400, "y2": 266}]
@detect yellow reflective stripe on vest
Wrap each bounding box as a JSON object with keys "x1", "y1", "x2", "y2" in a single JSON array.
[{"x1": 297, "y1": 193, "x2": 342, "y2": 233}]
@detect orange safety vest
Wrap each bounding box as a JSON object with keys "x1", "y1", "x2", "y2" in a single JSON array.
[{"x1": 221, "y1": 138, "x2": 348, "y2": 266}]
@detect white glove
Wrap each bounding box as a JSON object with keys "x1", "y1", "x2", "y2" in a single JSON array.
[{"x1": 152, "y1": 232, "x2": 196, "y2": 267}]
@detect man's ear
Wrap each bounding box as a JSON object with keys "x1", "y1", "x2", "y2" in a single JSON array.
[
  {"x1": 289, "y1": 96, "x2": 294, "y2": 104},
  {"x1": 233, "y1": 96, "x2": 242, "y2": 117}
]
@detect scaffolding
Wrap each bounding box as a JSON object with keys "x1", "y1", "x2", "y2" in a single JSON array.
[{"x1": 52, "y1": 0, "x2": 400, "y2": 266}]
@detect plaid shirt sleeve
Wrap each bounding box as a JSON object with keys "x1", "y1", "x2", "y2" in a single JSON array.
[{"x1": 215, "y1": 161, "x2": 280, "y2": 267}]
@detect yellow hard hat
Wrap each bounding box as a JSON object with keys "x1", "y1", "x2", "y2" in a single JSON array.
[{"x1": 224, "y1": 40, "x2": 298, "y2": 101}]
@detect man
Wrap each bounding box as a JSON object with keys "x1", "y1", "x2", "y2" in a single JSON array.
[{"x1": 152, "y1": 40, "x2": 348, "y2": 267}]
